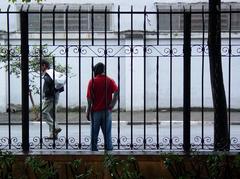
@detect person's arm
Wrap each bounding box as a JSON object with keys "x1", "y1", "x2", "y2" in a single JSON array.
[
  {"x1": 86, "y1": 97, "x2": 92, "y2": 121},
  {"x1": 109, "y1": 90, "x2": 119, "y2": 110},
  {"x1": 86, "y1": 80, "x2": 93, "y2": 121}
]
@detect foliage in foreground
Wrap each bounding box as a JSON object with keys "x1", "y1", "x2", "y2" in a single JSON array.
[
  {"x1": 0, "y1": 151, "x2": 15, "y2": 179},
  {"x1": 104, "y1": 153, "x2": 144, "y2": 179},
  {"x1": 69, "y1": 159, "x2": 93, "y2": 179},
  {"x1": 25, "y1": 156, "x2": 58, "y2": 179},
  {"x1": 163, "y1": 152, "x2": 240, "y2": 179},
  {"x1": 1, "y1": 150, "x2": 240, "y2": 179}
]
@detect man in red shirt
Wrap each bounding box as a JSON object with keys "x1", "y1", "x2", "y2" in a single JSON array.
[{"x1": 86, "y1": 62, "x2": 118, "y2": 151}]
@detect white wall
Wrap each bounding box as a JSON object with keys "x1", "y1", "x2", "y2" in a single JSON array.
[
  {"x1": 5, "y1": 35, "x2": 239, "y2": 111},
  {"x1": 0, "y1": 67, "x2": 6, "y2": 112}
]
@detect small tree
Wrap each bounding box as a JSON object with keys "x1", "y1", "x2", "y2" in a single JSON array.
[
  {"x1": 0, "y1": 44, "x2": 70, "y2": 119},
  {"x1": 208, "y1": 0, "x2": 230, "y2": 151},
  {"x1": 8, "y1": 0, "x2": 43, "y2": 3}
]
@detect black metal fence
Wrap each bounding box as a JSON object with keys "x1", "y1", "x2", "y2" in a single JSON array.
[{"x1": 0, "y1": 4, "x2": 240, "y2": 152}]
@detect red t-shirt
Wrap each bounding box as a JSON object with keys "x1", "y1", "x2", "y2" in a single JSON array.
[{"x1": 87, "y1": 74, "x2": 118, "y2": 112}]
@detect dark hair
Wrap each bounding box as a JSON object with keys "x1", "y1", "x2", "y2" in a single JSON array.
[
  {"x1": 93, "y1": 62, "x2": 105, "y2": 76},
  {"x1": 41, "y1": 59, "x2": 50, "y2": 69}
]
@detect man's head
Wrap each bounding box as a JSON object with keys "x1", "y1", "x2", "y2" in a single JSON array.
[
  {"x1": 93, "y1": 62, "x2": 105, "y2": 77},
  {"x1": 41, "y1": 59, "x2": 50, "y2": 73}
]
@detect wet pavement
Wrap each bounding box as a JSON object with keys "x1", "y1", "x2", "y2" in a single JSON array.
[
  {"x1": 0, "y1": 110, "x2": 239, "y2": 150},
  {"x1": 0, "y1": 110, "x2": 240, "y2": 125}
]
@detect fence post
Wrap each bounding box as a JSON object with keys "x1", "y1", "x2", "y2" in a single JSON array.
[
  {"x1": 183, "y1": 11, "x2": 191, "y2": 152},
  {"x1": 21, "y1": 11, "x2": 29, "y2": 153}
]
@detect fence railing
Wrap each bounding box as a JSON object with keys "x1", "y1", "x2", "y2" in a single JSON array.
[{"x1": 0, "y1": 5, "x2": 240, "y2": 152}]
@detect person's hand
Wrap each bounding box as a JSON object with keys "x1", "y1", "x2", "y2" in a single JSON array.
[
  {"x1": 86, "y1": 111, "x2": 91, "y2": 121},
  {"x1": 109, "y1": 102, "x2": 115, "y2": 110},
  {"x1": 108, "y1": 104, "x2": 113, "y2": 110}
]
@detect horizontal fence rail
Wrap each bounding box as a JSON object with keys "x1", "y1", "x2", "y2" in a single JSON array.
[{"x1": 0, "y1": 5, "x2": 240, "y2": 152}]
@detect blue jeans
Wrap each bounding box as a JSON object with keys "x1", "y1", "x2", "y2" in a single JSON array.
[{"x1": 91, "y1": 110, "x2": 113, "y2": 151}]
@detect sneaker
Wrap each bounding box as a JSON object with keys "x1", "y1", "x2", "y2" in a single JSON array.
[
  {"x1": 54, "y1": 128, "x2": 62, "y2": 135},
  {"x1": 45, "y1": 133, "x2": 58, "y2": 140},
  {"x1": 46, "y1": 128, "x2": 62, "y2": 140}
]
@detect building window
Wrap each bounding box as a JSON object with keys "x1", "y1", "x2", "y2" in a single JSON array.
[
  {"x1": 18, "y1": 4, "x2": 112, "y2": 32},
  {"x1": 156, "y1": 2, "x2": 240, "y2": 32}
]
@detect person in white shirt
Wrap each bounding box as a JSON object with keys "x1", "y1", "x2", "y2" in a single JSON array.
[{"x1": 41, "y1": 59, "x2": 62, "y2": 139}]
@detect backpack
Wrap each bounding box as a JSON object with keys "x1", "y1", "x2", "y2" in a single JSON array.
[{"x1": 46, "y1": 69, "x2": 66, "y2": 92}]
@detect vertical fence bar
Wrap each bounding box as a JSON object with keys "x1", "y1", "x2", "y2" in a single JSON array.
[
  {"x1": 21, "y1": 11, "x2": 29, "y2": 153},
  {"x1": 169, "y1": 6, "x2": 173, "y2": 149},
  {"x1": 201, "y1": 5, "x2": 205, "y2": 149},
  {"x1": 52, "y1": 5, "x2": 57, "y2": 148},
  {"x1": 52, "y1": 57, "x2": 56, "y2": 148},
  {"x1": 183, "y1": 10, "x2": 191, "y2": 153},
  {"x1": 39, "y1": 5, "x2": 43, "y2": 149},
  {"x1": 156, "y1": 8, "x2": 160, "y2": 150},
  {"x1": 6, "y1": 5, "x2": 11, "y2": 149},
  {"x1": 143, "y1": 7, "x2": 146, "y2": 149},
  {"x1": 209, "y1": 0, "x2": 229, "y2": 151},
  {"x1": 91, "y1": 6, "x2": 95, "y2": 150},
  {"x1": 78, "y1": 6, "x2": 82, "y2": 149},
  {"x1": 65, "y1": 6, "x2": 69, "y2": 149},
  {"x1": 104, "y1": 6, "x2": 107, "y2": 150},
  {"x1": 117, "y1": 6, "x2": 121, "y2": 149},
  {"x1": 228, "y1": 6, "x2": 232, "y2": 141},
  {"x1": 53, "y1": 5, "x2": 56, "y2": 46},
  {"x1": 130, "y1": 6, "x2": 133, "y2": 150}
]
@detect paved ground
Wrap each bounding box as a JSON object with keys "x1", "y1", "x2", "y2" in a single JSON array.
[
  {"x1": 0, "y1": 110, "x2": 239, "y2": 150},
  {"x1": 0, "y1": 110, "x2": 240, "y2": 125}
]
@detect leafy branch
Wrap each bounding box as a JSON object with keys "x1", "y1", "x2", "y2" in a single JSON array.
[
  {"x1": 25, "y1": 156, "x2": 58, "y2": 179},
  {"x1": 104, "y1": 154, "x2": 144, "y2": 179},
  {"x1": 0, "y1": 44, "x2": 71, "y2": 95},
  {"x1": 69, "y1": 159, "x2": 93, "y2": 179},
  {"x1": 8, "y1": 0, "x2": 43, "y2": 3},
  {"x1": 0, "y1": 44, "x2": 72, "y2": 118}
]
